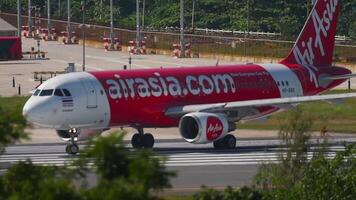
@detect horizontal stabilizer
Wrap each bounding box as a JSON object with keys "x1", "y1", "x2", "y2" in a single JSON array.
[{"x1": 321, "y1": 74, "x2": 356, "y2": 80}]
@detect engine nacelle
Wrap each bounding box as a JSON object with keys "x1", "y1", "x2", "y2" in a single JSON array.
[
  {"x1": 179, "y1": 112, "x2": 236, "y2": 144},
  {"x1": 56, "y1": 128, "x2": 105, "y2": 141}
]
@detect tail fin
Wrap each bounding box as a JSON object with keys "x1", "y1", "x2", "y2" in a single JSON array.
[{"x1": 280, "y1": 0, "x2": 340, "y2": 67}]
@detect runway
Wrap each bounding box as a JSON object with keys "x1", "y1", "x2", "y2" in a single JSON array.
[{"x1": 1, "y1": 137, "x2": 355, "y2": 191}]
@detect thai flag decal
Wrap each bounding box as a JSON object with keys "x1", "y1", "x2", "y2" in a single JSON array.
[{"x1": 62, "y1": 97, "x2": 73, "y2": 107}]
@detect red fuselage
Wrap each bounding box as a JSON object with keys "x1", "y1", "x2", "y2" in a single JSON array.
[{"x1": 89, "y1": 63, "x2": 349, "y2": 128}]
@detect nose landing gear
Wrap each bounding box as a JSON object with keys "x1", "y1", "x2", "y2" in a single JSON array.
[
  {"x1": 131, "y1": 127, "x2": 155, "y2": 148},
  {"x1": 65, "y1": 128, "x2": 79, "y2": 155}
]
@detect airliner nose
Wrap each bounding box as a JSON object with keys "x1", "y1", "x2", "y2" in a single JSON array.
[
  {"x1": 22, "y1": 101, "x2": 40, "y2": 123},
  {"x1": 22, "y1": 97, "x2": 50, "y2": 125},
  {"x1": 22, "y1": 107, "x2": 28, "y2": 118},
  {"x1": 23, "y1": 96, "x2": 61, "y2": 128}
]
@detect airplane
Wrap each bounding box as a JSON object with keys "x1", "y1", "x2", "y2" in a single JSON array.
[{"x1": 23, "y1": 0, "x2": 356, "y2": 154}]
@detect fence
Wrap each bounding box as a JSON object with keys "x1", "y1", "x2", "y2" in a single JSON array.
[{"x1": 1, "y1": 12, "x2": 355, "y2": 64}]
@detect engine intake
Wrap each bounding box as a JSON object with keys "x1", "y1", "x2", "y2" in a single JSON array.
[{"x1": 179, "y1": 112, "x2": 235, "y2": 144}]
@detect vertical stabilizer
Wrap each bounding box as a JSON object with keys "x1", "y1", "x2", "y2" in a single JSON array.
[{"x1": 280, "y1": 0, "x2": 340, "y2": 67}]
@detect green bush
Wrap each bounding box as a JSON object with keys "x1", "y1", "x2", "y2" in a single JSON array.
[
  {"x1": 75, "y1": 133, "x2": 175, "y2": 200},
  {"x1": 0, "y1": 160, "x2": 81, "y2": 200},
  {"x1": 193, "y1": 186, "x2": 262, "y2": 200},
  {"x1": 0, "y1": 97, "x2": 29, "y2": 153},
  {"x1": 0, "y1": 131, "x2": 175, "y2": 200}
]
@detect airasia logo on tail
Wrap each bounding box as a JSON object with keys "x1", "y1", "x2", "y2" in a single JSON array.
[
  {"x1": 206, "y1": 116, "x2": 224, "y2": 141},
  {"x1": 292, "y1": 0, "x2": 339, "y2": 88}
]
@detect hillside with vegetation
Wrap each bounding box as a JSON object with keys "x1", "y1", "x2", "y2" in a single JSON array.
[{"x1": 1, "y1": 0, "x2": 356, "y2": 39}]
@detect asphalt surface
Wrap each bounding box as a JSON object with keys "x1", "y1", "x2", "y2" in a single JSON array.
[{"x1": 1, "y1": 137, "x2": 355, "y2": 193}]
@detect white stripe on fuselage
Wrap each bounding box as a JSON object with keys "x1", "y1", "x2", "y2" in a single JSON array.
[{"x1": 258, "y1": 64, "x2": 303, "y2": 98}]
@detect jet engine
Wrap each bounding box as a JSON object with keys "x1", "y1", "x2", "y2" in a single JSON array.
[
  {"x1": 56, "y1": 128, "x2": 106, "y2": 141},
  {"x1": 179, "y1": 112, "x2": 236, "y2": 144}
]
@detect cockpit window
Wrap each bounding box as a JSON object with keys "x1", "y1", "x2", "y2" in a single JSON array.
[
  {"x1": 39, "y1": 89, "x2": 54, "y2": 96},
  {"x1": 54, "y1": 89, "x2": 64, "y2": 96},
  {"x1": 33, "y1": 89, "x2": 40, "y2": 96},
  {"x1": 62, "y1": 89, "x2": 72, "y2": 96}
]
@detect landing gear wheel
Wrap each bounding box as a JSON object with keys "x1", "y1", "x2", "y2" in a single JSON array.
[
  {"x1": 224, "y1": 134, "x2": 236, "y2": 149},
  {"x1": 131, "y1": 133, "x2": 142, "y2": 148},
  {"x1": 131, "y1": 129, "x2": 155, "y2": 149},
  {"x1": 213, "y1": 134, "x2": 236, "y2": 150},
  {"x1": 142, "y1": 133, "x2": 154, "y2": 148},
  {"x1": 213, "y1": 139, "x2": 224, "y2": 149},
  {"x1": 66, "y1": 143, "x2": 79, "y2": 155}
]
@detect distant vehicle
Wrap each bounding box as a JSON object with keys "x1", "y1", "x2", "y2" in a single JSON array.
[{"x1": 23, "y1": 0, "x2": 356, "y2": 154}]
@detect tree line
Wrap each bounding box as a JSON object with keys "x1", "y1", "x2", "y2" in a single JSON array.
[{"x1": 1, "y1": 0, "x2": 356, "y2": 39}]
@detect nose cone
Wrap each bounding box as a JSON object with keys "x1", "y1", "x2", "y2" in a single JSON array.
[
  {"x1": 23, "y1": 98, "x2": 42, "y2": 124},
  {"x1": 23, "y1": 97, "x2": 57, "y2": 127}
]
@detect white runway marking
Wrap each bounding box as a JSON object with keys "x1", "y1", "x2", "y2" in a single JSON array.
[{"x1": 0, "y1": 146, "x2": 344, "y2": 168}]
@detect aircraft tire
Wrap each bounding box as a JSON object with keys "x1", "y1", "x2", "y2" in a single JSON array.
[
  {"x1": 66, "y1": 143, "x2": 79, "y2": 155},
  {"x1": 213, "y1": 139, "x2": 224, "y2": 149},
  {"x1": 213, "y1": 134, "x2": 236, "y2": 150},
  {"x1": 224, "y1": 134, "x2": 236, "y2": 149},
  {"x1": 65, "y1": 145, "x2": 70, "y2": 154},
  {"x1": 142, "y1": 133, "x2": 154, "y2": 148},
  {"x1": 131, "y1": 133, "x2": 142, "y2": 148}
]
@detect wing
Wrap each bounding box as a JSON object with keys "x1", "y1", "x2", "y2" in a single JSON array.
[{"x1": 165, "y1": 93, "x2": 356, "y2": 118}]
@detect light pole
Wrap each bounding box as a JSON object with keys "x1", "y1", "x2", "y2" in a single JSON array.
[
  {"x1": 58, "y1": 0, "x2": 61, "y2": 17},
  {"x1": 48, "y1": 0, "x2": 51, "y2": 37},
  {"x1": 17, "y1": 0, "x2": 21, "y2": 36},
  {"x1": 191, "y1": 0, "x2": 195, "y2": 31},
  {"x1": 180, "y1": 0, "x2": 184, "y2": 58},
  {"x1": 100, "y1": 0, "x2": 103, "y2": 20},
  {"x1": 247, "y1": 0, "x2": 250, "y2": 36},
  {"x1": 28, "y1": 0, "x2": 32, "y2": 36},
  {"x1": 81, "y1": 0, "x2": 86, "y2": 71},
  {"x1": 142, "y1": 0, "x2": 146, "y2": 30},
  {"x1": 110, "y1": 0, "x2": 114, "y2": 49},
  {"x1": 67, "y1": 0, "x2": 72, "y2": 44},
  {"x1": 136, "y1": 0, "x2": 140, "y2": 50}
]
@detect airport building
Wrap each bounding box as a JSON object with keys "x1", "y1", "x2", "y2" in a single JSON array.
[
  {"x1": 0, "y1": 17, "x2": 21, "y2": 60},
  {"x1": 0, "y1": 17, "x2": 17, "y2": 36}
]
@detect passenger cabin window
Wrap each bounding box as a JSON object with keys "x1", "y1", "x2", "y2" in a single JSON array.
[
  {"x1": 33, "y1": 89, "x2": 40, "y2": 96},
  {"x1": 40, "y1": 89, "x2": 54, "y2": 96},
  {"x1": 62, "y1": 89, "x2": 71, "y2": 96},
  {"x1": 54, "y1": 89, "x2": 64, "y2": 96}
]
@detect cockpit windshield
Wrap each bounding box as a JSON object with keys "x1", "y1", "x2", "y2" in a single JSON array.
[
  {"x1": 62, "y1": 89, "x2": 71, "y2": 96},
  {"x1": 33, "y1": 88, "x2": 72, "y2": 97},
  {"x1": 39, "y1": 89, "x2": 54, "y2": 96},
  {"x1": 33, "y1": 89, "x2": 40, "y2": 96},
  {"x1": 54, "y1": 89, "x2": 64, "y2": 96}
]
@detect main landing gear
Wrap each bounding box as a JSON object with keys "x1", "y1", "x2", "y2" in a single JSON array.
[
  {"x1": 65, "y1": 128, "x2": 79, "y2": 155},
  {"x1": 131, "y1": 127, "x2": 155, "y2": 148},
  {"x1": 213, "y1": 134, "x2": 236, "y2": 150}
]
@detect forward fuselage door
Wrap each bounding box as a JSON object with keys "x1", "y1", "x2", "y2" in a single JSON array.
[{"x1": 80, "y1": 78, "x2": 98, "y2": 108}]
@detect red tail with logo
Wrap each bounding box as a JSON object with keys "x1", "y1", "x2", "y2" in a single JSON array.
[{"x1": 280, "y1": 0, "x2": 340, "y2": 67}]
